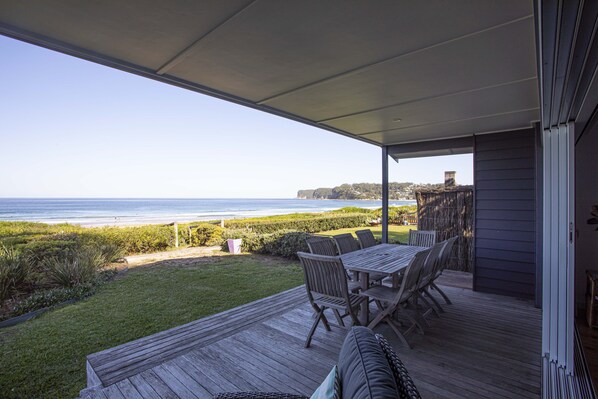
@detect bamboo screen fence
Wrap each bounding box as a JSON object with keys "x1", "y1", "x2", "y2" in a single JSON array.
[{"x1": 415, "y1": 187, "x2": 473, "y2": 272}]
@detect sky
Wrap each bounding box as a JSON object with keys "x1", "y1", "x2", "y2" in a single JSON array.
[{"x1": 0, "y1": 36, "x2": 473, "y2": 198}]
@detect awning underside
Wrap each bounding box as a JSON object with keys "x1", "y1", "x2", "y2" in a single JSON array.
[{"x1": 0, "y1": 0, "x2": 540, "y2": 146}]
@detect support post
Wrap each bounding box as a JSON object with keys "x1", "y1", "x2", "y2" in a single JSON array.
[
  {"x1": 382, "y1": 146, "x2": 389, "y2": 243},
  {"x1": 174, "y1": 222, "x2": 179, "y2": 248}
]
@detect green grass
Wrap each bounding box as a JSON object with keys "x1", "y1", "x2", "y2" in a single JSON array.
[
  {"x1": 319, "y1": 224, "x2": 414, "y2": 243},
  {"x1": 0, "y1": 253, "x2": 303, "y2": 399}
]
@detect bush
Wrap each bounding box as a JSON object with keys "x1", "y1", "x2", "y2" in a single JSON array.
[
  {"x1": 0, "y1": 245, "x2": 30, "y2": 301},
  {"x1": 44, "y1": 246, "x2": 108, "y2": 288},
  {"x1": 97, "y1": 242, "x2": 126, "y2": 263},
  {"x1": 3, "y1": 269, "x2": 118, "y2": 320},
  {"x1": 225, "y1": 213, "x2": 370, "y2": 234},
  {"x1": 191, "y1": 223, "x2": 224, "y2": 246},
  {"x1": 329, "y1": 207, "x2": 375, "y2": 214},
  {"x1": 80, "y1": 225, "x2": 174, "y2": 254},
  {"x1": 372, "y1": 205, "x2": 417, "y2": 224},
  {"x1": 221, "y1": 229, "x2": 263, "y2": 252},
  {"x1": 7, "y1": 285, "x2": 95, "y2": 319},
  {"x1": 222, "y1": 229, "x2": 310, "y2": 259},
  {"x1": 22, "y1": 238, "x2": 80, "y2": 268},
  {"x1": 262, "y1": 231, "x2": 311, "y2": 258}
]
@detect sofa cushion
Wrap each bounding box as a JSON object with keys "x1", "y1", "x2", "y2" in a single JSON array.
[{"x1": 338, "y1": 327, "x2": 399, "y2": 398}]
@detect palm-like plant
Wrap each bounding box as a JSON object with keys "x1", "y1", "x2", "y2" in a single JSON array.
[
  {"x1": 44, "y1": 246, "x2": 108, "y2": 288},
  {"x1": 0, "y1": 244, "x2": 30, "y2": 301}
]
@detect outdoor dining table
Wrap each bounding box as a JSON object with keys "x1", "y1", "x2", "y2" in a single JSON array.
[{"x1": 340, "y1": 243, "x2": 429, "y2": 325}]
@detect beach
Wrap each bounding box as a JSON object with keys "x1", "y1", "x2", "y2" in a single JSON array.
[{"x1": 0, "y1": 198, "x2": 415, "y2": 227}]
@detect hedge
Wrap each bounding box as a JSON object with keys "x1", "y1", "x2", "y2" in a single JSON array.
[
  {"x1": 224, "y1": 213, "x2": 370, "y2": 234},
  {"x1": 222, "y1": 229, "x2": 310, "y2": 259}
]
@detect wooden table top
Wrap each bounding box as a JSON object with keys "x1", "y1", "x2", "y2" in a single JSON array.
[{"x1": 339, "y1": 243, "x2": 428, "y2": 275}]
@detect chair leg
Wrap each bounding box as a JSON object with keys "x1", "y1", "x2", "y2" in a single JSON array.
[
  {"x1": 368, "y1": 307, "x2": 391, "y2": 330},
  {"x1": 417, "y1": 292, "x2": 440, "y2": 318},
  {"x1": 401, "y1": 305, "x2": 426, "y2": 335},
  {"x1": 332, "y1": 309, "x2": 345, "y2": 327},
  {"x1": 430, "y1": 282, "x2": 452, "y2": 304},
  {"x1": 321, "y1": 307, "x2": 331, "y2": 331},
  {"x1": 348, "y1": 306, "x2": 361, "y2": 327},
  {"x1": 305, "y1": 308, "x2": 324, "y2": 348},
  {"x1": 386, "y1": 317, "x2": 412, "y2": 349},
  {"x1": 423, "y1": 288, "x2": 445, "y2": 313}
]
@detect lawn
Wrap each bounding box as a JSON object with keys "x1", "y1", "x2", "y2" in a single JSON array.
[
  {"x1": 0, "y1": 253, "x2": 303, "y2": 399},
  {"x1": 319, "y1": 224, "x2": 414, "y2": 243}
]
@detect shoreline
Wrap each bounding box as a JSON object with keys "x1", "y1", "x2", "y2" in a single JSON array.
[{"x1": 0, "y1": 198, "x2": 416, "y2": 228}]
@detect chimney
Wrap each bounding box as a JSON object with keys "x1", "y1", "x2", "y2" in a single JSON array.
[{"x1": 445, "y1": 171, "x2": 456, "y2": 188}]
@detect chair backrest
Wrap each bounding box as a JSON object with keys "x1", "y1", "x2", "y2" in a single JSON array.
[
  {"x1": 419, "y1": 241, "x2": 447, "y2": 288},
  {"x1": 297, "y1": 252, "x2": 350, "y2": 302},
  {"x1": 408, "y1": 230, "x2": 436, "y2": 247},
  {"x1": 392, "y1": 249, "x2": 430, "y2": 306},
  {"x1": 333, "y1": 233, "x2": 361, "y2": 254},
  {"x1": 356, "y1": 229, "x2": 377, "y2": 249},
  {"x1": 437, "y1": 236, "x2": 458, "y2": 271},
  {"x1": 306, "y1": 236, "x2": 338, "y2": 256}
]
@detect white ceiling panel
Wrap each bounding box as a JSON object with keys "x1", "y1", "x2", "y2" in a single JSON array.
[
  {"x1": 0, "y1": 0, "x2": 539, "y2": 146},
  {"x1": 324, "y1": 78, "x2": 540, "y2": 134},
  {"x1": 360, "y1": 109, "x2": 540, "y2": 144},
  {"x1": 264, "y1": 18, "x2": 537, "y2": 122}
]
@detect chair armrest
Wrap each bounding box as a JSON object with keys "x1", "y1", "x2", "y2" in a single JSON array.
[{"x1": 214, "y1": 393, "x2": 309, "y2": 399}]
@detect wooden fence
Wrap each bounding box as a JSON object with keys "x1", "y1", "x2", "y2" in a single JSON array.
[{"x1": 416, "y1": 187, "x2": 473, "y2": 272}]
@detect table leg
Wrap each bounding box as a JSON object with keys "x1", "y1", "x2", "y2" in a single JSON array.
[
  {"x1": 360, "y1": 272, "x2": 370, "y2": 325},
  {"x1": 392, "y1": 273, "x2": 400, "y2": 288}
]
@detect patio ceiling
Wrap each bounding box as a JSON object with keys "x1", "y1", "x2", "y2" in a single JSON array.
[{"x1": 0, "y1": 0, "x2": 540, "y2": 146}]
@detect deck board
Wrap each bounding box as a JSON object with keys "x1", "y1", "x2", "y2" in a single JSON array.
[{"x1": 83, "y1": 272, "x2": 542, "y2": 399}]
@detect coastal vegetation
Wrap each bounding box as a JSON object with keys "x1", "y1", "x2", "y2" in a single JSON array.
[
  {"x1": 297, "y1": 182, "x2": 444, "y2": 200},
  {"x1": 0, "y1": 205, "x2": 415, "y2": 323}
]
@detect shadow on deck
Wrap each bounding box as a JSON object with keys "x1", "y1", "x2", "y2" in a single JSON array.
[{"x1": 81, "y1": 271, "x2": 541, "y2": 399}]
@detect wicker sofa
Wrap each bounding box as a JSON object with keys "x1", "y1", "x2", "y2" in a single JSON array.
[{"x1": 214, "y1": 327, "x2": 421, "y2": 399}]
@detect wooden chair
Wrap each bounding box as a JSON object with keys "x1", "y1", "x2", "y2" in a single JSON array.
[
  {"x1": 297, "y1": 252, "x2": 366, "y2": 348},
  {"x1": 408, "y1": 230, "x2": 436, "y2": 247},
  {"x1": 428, "y1": 236, "x2": 458, "y2": 305},
  {"x1": 306, "y1": 236, "x2": 361, "y2": 313},
  {"x1": 360, "y1": 249, "x2": 430, "y2": 348},
  {"x1": 413, "y1": 241, "x2": 448, "y2": 318},
  {"x1": 356, "y1": 229, "x2": 377, "y2": 249},
  {"x1": 306, "y1": 236, "x2": 338, "y2": 256},
  {"x1": 332, "y1": 233, "x2": 361, "y2": 254}
]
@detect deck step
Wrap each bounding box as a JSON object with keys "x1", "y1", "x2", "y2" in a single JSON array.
[{"x1": 85, "y1": 285, "x2": 307, "y2": 389}]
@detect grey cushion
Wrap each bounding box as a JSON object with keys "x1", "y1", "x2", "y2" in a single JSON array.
[{"x1": 338, "y1": 327, "x2": 399, "y2": 398}]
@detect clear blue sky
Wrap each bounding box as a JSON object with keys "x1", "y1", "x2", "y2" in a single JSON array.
[{"x1": 0, "y1": 36, "x2": 473, "y2": 198}]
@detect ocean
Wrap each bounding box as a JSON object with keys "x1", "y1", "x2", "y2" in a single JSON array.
[{"x1": 0, "y1": 198, "x2": 416, "y2": 227}]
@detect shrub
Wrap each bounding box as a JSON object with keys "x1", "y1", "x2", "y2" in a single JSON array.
[
  {"x1": 221, "y1": 229, "x2": 263, "y2": 252},
  {"x1": 262, "y1": 231, "x2": 311, "y2": 258},
  {"x1": 22, "y1": 238, "x2": 80, "y2": 268},
  {"x1": 191, "y1": 223, "x2": 224, "y2": 246},
  {"x1": 0, "y1": 245, "x2": 30, "y2": 301},
  {"x1": 225, "y1": 213, "x2": 370, "y2": 234},
  {"x1": 4, "y1": 269, "x2": 118, "y2": 320},
  {"x1": 329, "y1": 207, "x2": 375, "y2": 214},
  {"x1": 7, "y1": 284, "x2": 95, "y2": 319},
  {"x1": 97, "y1": 243, "x2": 126, "y2": 263},
  {"x1": 222, "y1": 229, "x2": 310, "y2": 259},
  {"x1": 44, "y1": 246, "x2": 108, "y2": 288},
  {"x1": 372, "y1": 205, "x2": 417, "y2": 224},
  {"x1": 81, "y1": 225, "x2": 174, "y2": 254}
]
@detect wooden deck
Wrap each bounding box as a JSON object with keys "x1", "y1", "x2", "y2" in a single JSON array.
[{"x1": 82, "y1": 272, "x2": 542, "y2": 399}]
